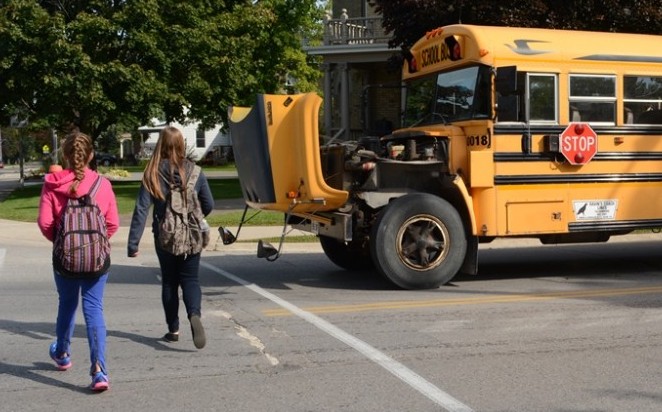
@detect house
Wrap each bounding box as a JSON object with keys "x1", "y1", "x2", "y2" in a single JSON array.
[
  {"x1": 304, "y1": 2, "x2": 398, "y2": 141},
  {"x1": 132, "y1": 2, "x2": 393, "y2": 162},
  {"x1": 135, "y1": 120, "x2": 232, "y2": 164}
]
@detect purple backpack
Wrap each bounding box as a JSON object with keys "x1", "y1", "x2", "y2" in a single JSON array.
[{"x1": 53, "y1": 176, "x2": 111, "y2": 278}]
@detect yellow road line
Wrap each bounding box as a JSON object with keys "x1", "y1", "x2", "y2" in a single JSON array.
[{"x1": 262, "y1": 286, "x2": 662, "y2": 317}]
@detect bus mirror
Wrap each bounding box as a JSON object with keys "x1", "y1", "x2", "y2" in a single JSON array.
[
  {"x1": 497, "y1": 95, "x2": 519, "y2": 122},
  {"x1": 496, "y1": 66, "x2": 517, "y2": 95}
]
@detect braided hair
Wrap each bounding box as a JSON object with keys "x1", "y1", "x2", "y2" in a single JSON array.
[{"x1": 61, "y1": 132, "x2": 94, "y2": 195}]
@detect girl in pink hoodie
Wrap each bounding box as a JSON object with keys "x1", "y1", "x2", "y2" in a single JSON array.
[{"x1": 37, "y1": 131, "x2": 119, "y2": 392}]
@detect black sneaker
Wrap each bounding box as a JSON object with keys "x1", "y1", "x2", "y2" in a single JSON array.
[
  {"x1": 163, "y1": 332, "x2": 179, "y2": 342},
  {"x1": 190, "y1": 315, "x2": 206, "y2": 349}
]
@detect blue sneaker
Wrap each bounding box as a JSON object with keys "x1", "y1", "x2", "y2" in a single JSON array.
[
  {"x1": 49, "y1": 342, "x2": 72, "y2": 371},
  {"x1": 90, "y1": 371, "x2": 109, "y2": 392}
]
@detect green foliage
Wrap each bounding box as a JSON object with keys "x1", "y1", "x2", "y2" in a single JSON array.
[
  {"x1": 205, "y1": 209, "x2": 286, "y2": 228},
  {"x1": 0, "y1": 127, "x2": 37, "y2": 163},
  {"x1": 368, "y1": 0, "x2": 662, "y2": 49},
  {"x1": 0, "y1": 0, "x2": 323, "y2": 137}
]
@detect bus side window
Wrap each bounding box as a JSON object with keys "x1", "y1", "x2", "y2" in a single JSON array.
[
  {"x1": 569, "y1": 74, "x2": 616, "y2": 124},
  {"x1": 496, "y1": 72, "x2": 557, "y2": 124},
  {"x1": 528, "y1": 73, "x2": 557, "y2": 123},
  {"x1": 624, "y1": 75, "x2": 662, "y2": 125}
]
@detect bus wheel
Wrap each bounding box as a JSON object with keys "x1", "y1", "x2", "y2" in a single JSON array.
[
  {"x1": 370, "y1": 193, "x2": 467, "y2": 289},
  {"x1": 319, "y1": 236, "x2": 373, "y2": 270}
]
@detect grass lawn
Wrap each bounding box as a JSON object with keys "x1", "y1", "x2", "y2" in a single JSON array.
[
  {"x1": 120, "y1": 163, "x2": 238, "y2": 173},
  {"x1": 0, "y1": 177, "x2": 284, "y2": 226}
]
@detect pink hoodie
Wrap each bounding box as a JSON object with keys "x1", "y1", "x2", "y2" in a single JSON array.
[{"x1": 37, "y1": 168, "x2": 119, "y2": 242}]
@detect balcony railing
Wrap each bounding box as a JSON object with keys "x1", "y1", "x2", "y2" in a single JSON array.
[{"x1": 323, "y1": 9, "x2": 390, "y2": 46}]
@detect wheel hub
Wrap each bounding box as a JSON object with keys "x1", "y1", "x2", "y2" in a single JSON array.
[{"x1": 396, "y1": 215, "x2": 449, "y2": 271}]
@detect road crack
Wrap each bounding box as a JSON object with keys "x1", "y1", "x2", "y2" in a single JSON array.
[{"x1": 215, "y1": 309, "x2": 279, "y2": 366}]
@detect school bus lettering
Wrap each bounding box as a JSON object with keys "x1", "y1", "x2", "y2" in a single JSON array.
[
  {"x1": 229, "y1": 25, "x2": 662, "y2": 290},
  {"x1": 561, "y1": 135, "x2": 596, "y2": 152},
  {"x1": 467, "y1": 134, "x2": 491, "y2": 147},
  {"x1": 421, "y1": 42, "x2": 444, "y2": 68},
  {"x1": 420, "y1": 36, "x2": 462, "y2": 68}
]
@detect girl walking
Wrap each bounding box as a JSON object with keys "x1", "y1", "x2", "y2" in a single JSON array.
[
  {"x1": 127, "y1": 126, "x2": 213, "y2": 349},
  {"x1": 37, "y1": 131, "x2": 119, "y2": 391}
]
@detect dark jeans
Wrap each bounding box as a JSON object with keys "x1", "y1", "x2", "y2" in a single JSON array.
[{"x1": 155, "y1": 248, "x2": 202, "y2": 333}]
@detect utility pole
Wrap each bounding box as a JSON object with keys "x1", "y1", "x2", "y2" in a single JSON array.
[
  {"x1": 10, "y1": 115, "x2": 27, "y2": 185},
  {"x1": 17, "y1": 128, "x2": 24, "y2": 185},
  {"x1": 0, "y1": 126, "x2": 4, "y2": 167},
  {"x1": 51, "y1": 128, "x2": 58, "y2": 164}
]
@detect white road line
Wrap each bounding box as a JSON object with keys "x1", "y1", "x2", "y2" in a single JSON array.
[
  {"x1": 201, "y1": 261, "x2": 474, "y2": 412},
  {"x1": 0, "y1": 248, "x2": 5, "y2": 271}
]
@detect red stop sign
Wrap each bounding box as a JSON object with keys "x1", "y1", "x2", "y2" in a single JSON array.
[{"x1": 560, "y1": 122, "x2": 598, "y2": 165}]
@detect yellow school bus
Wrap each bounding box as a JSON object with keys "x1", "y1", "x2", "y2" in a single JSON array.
[{"x1": 229, "y1": 24, "x2": 662, "y2": 289}]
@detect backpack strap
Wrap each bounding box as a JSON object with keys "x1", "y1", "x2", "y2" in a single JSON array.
[
  {"x1": 186, "y1": 165, "x2": 201, "y2": 191},
  {"x1": 158, "y1": 170, "x2": 176, "y2": 190},
  {"x1": 75, "y1": 176, "x2": 102, "y2": 206},
  {"x1": 88, "y1": 176, "x2": 103, "y2": 199}
]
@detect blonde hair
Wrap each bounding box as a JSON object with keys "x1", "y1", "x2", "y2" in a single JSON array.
[
  {"x1": 142, "y1": 126, "x2": 187, "y2": 200},
  {"x1": 61, "y1": 132, "x2": 94, "y2": 195}
]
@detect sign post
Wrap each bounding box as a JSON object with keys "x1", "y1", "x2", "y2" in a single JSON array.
[{"x1": 0, "y1": 127, "x2": 3, "y2": 168}]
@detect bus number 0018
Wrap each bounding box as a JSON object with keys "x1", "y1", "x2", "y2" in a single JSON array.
[{"x1": 467, "y1": 135, "x2": 490, "y2": 147}]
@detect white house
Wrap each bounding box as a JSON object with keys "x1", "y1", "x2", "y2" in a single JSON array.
[{"x1": 135, "y1": 120, "x2": 232, "y2": 164}]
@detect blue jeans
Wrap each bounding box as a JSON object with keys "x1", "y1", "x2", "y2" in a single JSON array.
[
  {"x1": 155, "y1": 249, "x2": 202, "y2": 333},
  {"x1": 53, "y1": 272, "x2": 108, "y2": 375}
]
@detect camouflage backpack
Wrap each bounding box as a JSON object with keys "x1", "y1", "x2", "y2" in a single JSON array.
[
  {"x1": 53, "y1": 176, "x2": 111, "y2": 278},
  {"x1": 157, "y1": 165, "x2": 209, "y2": 256}
]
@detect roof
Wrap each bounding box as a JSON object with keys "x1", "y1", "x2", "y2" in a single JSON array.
[{"x1": 405, "y1": 24, "x2": 662, "y2": 78}]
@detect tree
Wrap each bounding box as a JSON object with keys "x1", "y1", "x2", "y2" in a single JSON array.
[
  {"x1": 368, "y1": 0, "x2": 662, "y2": 49},
  {"x1": 0, "y1": 0, "x2": 323, "y2": 138}
]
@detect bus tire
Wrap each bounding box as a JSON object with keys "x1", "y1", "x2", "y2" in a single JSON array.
[
  {"x1": 319, "y1": 235, "x2": 373, "y2": 270},
  {"x1": 370, "y1": 193, "x2": 467, "y2": 289}
]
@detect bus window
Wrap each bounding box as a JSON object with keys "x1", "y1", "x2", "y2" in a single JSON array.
[
  {"x1": 528, "y1": 73, "x2": 557, "y2": 123},
  {"x1": 404, "y1": 65, "x2": 491, "y2": 127},
  {"x1": 496, "y1": 72, "x2": 557, "y2": 124},
  {"x1": 569, "y1": 74, "x2": 616, "y2": 124},
  {"x1": 624, "y1": 76, "x2": 662, "y2": 124}
]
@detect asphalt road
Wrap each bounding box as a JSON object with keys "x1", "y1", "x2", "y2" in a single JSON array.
[
  {"x1": 2, "y1": 215, "x2": 662, "y2": 411},
  {"x1": 2, "y1": 162, "x2": 662, "y2": 411}
]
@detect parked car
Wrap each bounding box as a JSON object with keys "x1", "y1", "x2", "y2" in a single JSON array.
[{"x1": 94, "y1": 153, "x2": 117, "y2": 167}]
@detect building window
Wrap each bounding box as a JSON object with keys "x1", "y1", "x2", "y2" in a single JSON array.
[
  {"x1": 623, "y1": 76, "x2": 662, "y2": 124},
  {"x1": 568, "y1": 74, "x2": 616, "y2": 124},
  {"x1": 196, "y1": 128, "x2": 205, "y2": 148}
]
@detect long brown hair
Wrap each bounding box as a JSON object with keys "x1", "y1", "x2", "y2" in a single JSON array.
[
  {"x1": 142, "y1": 126, "x2": 187, "y2": 200},
  {"x1": 61, "y1": 132, "x2": 94, "y2": 195}
]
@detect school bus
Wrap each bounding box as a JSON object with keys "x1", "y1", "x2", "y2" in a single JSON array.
[{"x1": 228, "y1": 24, "x2": 662, "y2": 289}]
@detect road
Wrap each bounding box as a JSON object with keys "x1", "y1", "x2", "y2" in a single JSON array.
[{"x1": 1, "y1": 216, "x2": 662, "y2": 411}]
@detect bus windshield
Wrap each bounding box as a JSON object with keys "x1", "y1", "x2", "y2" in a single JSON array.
[{"x1": 404, "y1": 65, "x2": 491, "y2": 127}]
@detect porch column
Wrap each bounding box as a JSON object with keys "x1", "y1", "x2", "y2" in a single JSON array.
[
  {"x1": 322, "y1": 63, "x2": 333, "y2": 140},
  {"x1": 339, "y1": 63, "x2": 350, "y2": 140}
]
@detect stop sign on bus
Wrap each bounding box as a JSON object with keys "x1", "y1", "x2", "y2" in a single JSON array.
[{"x1": 560, "y1": 122, "x2": 598, "y2": 165}]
